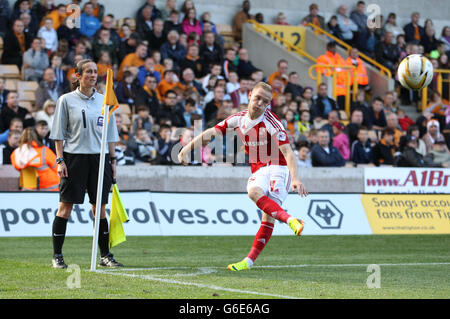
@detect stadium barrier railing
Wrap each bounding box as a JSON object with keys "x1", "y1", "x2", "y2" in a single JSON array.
[{"x1": 422, "y1": 68, "x2": 450, "y2": 112}]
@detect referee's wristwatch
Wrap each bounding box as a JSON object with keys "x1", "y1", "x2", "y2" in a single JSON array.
[{"x1": 56, "y1": 157, "x2": 64, "y2": 165}]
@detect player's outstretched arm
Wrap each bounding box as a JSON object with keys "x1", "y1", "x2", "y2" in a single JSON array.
[
  {"x1": 279, "y1": 144, "x2": 308, "y2": 197},
  {"x1": 178, "y1": 127, "x2": 217, "y2": 165}
]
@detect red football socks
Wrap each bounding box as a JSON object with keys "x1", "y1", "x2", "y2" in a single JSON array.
[
  {"x1": 248, "y1": 221, "x2": 274, "y2": 262},
  {"x1": 256, "y1": 195, "x2": 291, "y2": 223}
]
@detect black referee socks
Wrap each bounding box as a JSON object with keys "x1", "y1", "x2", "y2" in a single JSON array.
[
  {"x1": 98, "y1": 218, "x2": 110, "y2": 258},
  {"x1": 52, "y1": 216, "x2": 68, "y2": 255}
]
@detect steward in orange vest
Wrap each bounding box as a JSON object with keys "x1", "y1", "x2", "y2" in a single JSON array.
[
  {"x1": 316, "y1": 42, "x2": 349, "y2": 96},
  {"x1": 11, "y1": 129, "x2": 59, "y2": 191},
  {"x1": 346, "y1": 48, "x2": 369, "y2": 86}
]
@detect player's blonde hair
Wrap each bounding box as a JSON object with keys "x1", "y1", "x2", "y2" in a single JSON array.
[{"x1": 252, "y1": 81, "x2": 273, "y2": 95}]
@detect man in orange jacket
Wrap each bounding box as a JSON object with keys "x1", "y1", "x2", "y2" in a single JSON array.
[
  {"x1": 346, "y1": 47, "x2": 369, "y2": 88},
  {"x1": 316, "y1": 42, "x2": 349, "y2": 108}
]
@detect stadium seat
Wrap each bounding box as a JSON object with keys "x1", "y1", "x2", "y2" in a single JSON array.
[
  {"x1": 117, "y1": 104, "x2": 131, "y2": 115},
  {"x1": 5, "y1": 79, "x2": 18, "y2": 92},
  {"x1": 19, "y1": 166, "x2": 40, "y2": 190},
  {"x1": 217, "y1": 23, "x2": 236, "y2": 47},
  {"x1": 18, "y1": 81, "x2": 39, "y2": 93},
  {"x1": 0, "y1": 65, "x2": 21, "y2": 79}
]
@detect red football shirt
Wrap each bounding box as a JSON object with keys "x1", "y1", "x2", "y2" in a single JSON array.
[{"x1": 214, "y1": 109, "x2": 289, "y2": 173}]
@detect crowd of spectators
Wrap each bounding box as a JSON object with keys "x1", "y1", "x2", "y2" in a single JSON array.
[{"x1": 0, "y1": 0, "x2": 449, "y2": 172}]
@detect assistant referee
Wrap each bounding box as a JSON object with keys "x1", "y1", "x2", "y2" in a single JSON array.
[{"x1": 50, "y1": 59, "x2": 122, "y2": 269}]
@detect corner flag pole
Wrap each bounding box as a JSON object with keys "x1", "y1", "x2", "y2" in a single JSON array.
[{"x1": 90, "y1": 106, "x2": 109, "y2": 271}]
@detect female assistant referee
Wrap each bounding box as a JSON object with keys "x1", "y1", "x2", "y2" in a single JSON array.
[{"x1": 49, "y1": 59, "x2": 122, "y2": 269}]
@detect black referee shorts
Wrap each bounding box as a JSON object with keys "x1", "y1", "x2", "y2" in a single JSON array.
[{"x1": 59, "y1": 152, "x2": 113, "y2": 205}]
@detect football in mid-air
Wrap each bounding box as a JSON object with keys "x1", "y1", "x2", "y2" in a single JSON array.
[{"x1": 397, "y1": 54, "x2": 433, "y2": 90}]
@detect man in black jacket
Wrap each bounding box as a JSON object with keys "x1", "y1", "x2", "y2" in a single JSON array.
[
  {"x1": 311, "y1": 129, "x2": 345, "y2": 167},
  {"x1": 311, "y1": 83, "x2": 338, "y2": 120},
  {"x1": 157, "y1": 90, "x2": 185, "y2": 127},
  {"x1": 1, "y1": 19, "x2": 31, "y2": 68},
  {"x1": 200, "y1": 31, "x2": 223, "y2": 74},
  {"x1": 135, "y1": 75, "x2": 161, "y2": 119},
  {"x1": 284, "y1": 72, "x2": 304, "y2": 102}
]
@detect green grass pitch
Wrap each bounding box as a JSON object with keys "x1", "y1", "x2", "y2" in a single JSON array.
[{"x1": 0, "y1": 235, "x2": 449, "y2": 299}]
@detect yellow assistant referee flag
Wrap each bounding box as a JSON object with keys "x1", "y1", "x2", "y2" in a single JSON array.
[
  {"x1": 109, "y1": 183, "x2": 129, "y2": 248},
  {"x1": 102, "y1": 68, "x2": 119, "y2": 122}
]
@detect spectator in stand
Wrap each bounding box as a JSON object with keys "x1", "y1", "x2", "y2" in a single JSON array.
[
  {"x1": 367, "y1": 96, "x2": 387, "y2": 131},
  {"x1": 375, "y1": 31, "x2": 401, "y2": 74},
  {"x1": 136, "y1": 5, "x2": 154, "y2": 40},
  {"x1": 297, "y1": 109, "x2": 311, "y2": 137},
  {"x1": 351, "y1": 90, "x2": 370, "y2": 125},
  {"x1": 181, "y1": 7, "x2": 202, "y2": 37},
  {"x1": 79, "y1": 2, "x2": 101, "y2": 39},
  {"x1": 383, "y1": 13, "x2": 404, "y2": 43},
  {"x1": 440, "y1": 26, "x2": 450, "y2": 53},
  {"x1": 383, "y1": 91, "x2": 397, "y2": 114},
  {"x1": 320, "y1": 109, "x2": 339, "y2": 139},
  {"x1": 346, "y1": 108, "x2": 364, "y2": 146},
  {"x1": 38, "y1": 17, "x2": 58, "y2": 54},
  {"x1": 423, "y1": 119, "x2": 448, "y2": 154},
  {"x1": 161, "y1": 0, "x2": 177, "y2": 21},
  {"x1": 275, "y1": 12, "x2": 289, "y2": 26},
  {"x1": 182, "y1": 98, "x2": 202, "y2": 128},
  {"x1": 156, "y1": 124, "x2": 176, "y2": 164},
  {"x1": 177, "y1": 67, "x2": 205, "y2": 96},
  {"x1": 34, "y1": 99, "x2": 56, "y2": 130},
  {"x1": 404, "y1": 12, "x2": 424, "y2": 44},
  {"x1": 45, "y1": 4, "x2": 67, "y2": 33},
  {"x1": 131, "y1": 105, "x2": 154, "y2": 138},
  {"x1": 284, "y1": 71, "x2": 304, "y2": 102},
  {"x1": 34, "y1": 120, "x2": 55, "y2": 153},
  {"x1": 204, "y1": 85, "x2": 225, "y2": 124},
  {"x1": 180, "y1": 0, "x2": 195, "y2": 21},
  {"x1": 200, "y1": 31, "x2": 223, "y2": 74},
  {"x1": 267, "y1": 59, "x2": 288, "y2": 87},
  {"x1": 1, "y1": 19, "x2": 31, "y2": 68},
  {"x1": 23, "y1": 37, "x2": 50, "y2": 82},
  {"x1": 351, "y1": 126, "x2": 373, "y2": 165},
  {"x1": 230, "y1": 77, "x2": 250, "y2": 109},
  {"x1": 0, "y1": 92, "x2": 34, "y2": 132},
  {"x1": 421, "y1": 25, "x2": 439, "y2": 54},
  {"x1": 92, "y1": 28, "x2": 118, "y2": 70},
  {"x1": 311, "y1": 128, "x2": 345, "y2": 167},
  {"x1": 20, "y1": 11, "x2": 37, "y2": 39},
  {"x1": 35, "y1": 68, "x2": 64, "y2": 110},
  {"x1": 226, "y1": 71, "x2": 240, "y2": 94},
  {"x1": 137, "y1": 57, "x2": 161, "y2": 86},
  {"x1": 135, "y1": 74, "x2": 161, "y2": 119},
  {"x1": 397, "y1": 108, "x2": 415, "y2": 132},
  {"x1": 326, "y1": 15, "x2": 342, "y2": 39},
  {"x1": 301, "y1": 3, "x2": 325, "y2": 29},
  {"x1": 346, "y1": 48, "x2": 369, "y2": 89},
  {"x1": 233, "y1": 0, "x2": 253, "y2": 42},
  {"x1": 332, "y1": 121, "x2": 350, "y2": 161},
  {"x1": 118, "y1": 32, "x2": 141, "y2": 62},
  {"x1": 148, "y1": 18, "x2": 166, "y2": 52},
  {"x1": 311, "y1": 83, "x2": 338, "y2": 120},
  {"x1": 11, "y1": 0, "x2": 38, "y2": 29},
  {"x1": 429, "y1": 139, "x2": 450, "y2": 167},
  {"x1": 0, "y1": 78, "x2": 9, "y2": 111},
  {"x1": 164, "y1": 10, "x2": 183, "y2": 36},
  {"x1": 64, "y1": 41, "x2": 91, "y2": 67},
  {"x1": 222, "y1": 48, "x2": 237, "y2": 81},
  {"x1": 350, "y1": 1, "x2": 368, "y2": 51},
  {"x1": 336, "y1": 5, "x2": 357, "y2": 45},
  {"x1": 118, "y1": 42, "x2": 147, "y2": 81},
  {"x1": 158, "y1": 90, "x2": 186, "y2": 127},
  {"x1": 0, "y1": 130, "x2": 21, "y2": 164},
  {"x1": 237, "y1": 47, "x2": 257, "y2": 79},
  {"x1": 396, "y1": 135, "x2": 443, "y2": 167},
  {"x1": 115, "y1": 71, "x2": 138, "y2": 107},
  {"x1": 160, "y1": 30, "x2": 187, "y2": 70},
  {"x1": 93, "y1": 15, "x2": 121, "y2": 49},
  {"x1": 136, "y1": 0, "x2": 162, "y2": 23},
  {"x1": 202, "y1": 63, "x2": 223, "y2": 91},
  {"x1": 372, "y1": 127, "x2": 395, "y2": 166},
  {"x1": 296, "y1": 141, "x2": 312, "y2": 168},
  {"x1": 179, "y1": 44, "x2": 205, "y2": 78},
  {"x1": 127, "y1": 127, "x2": 157, "y2": 164},
  {"x1": 0, "y1": 0, "x2": 10, "y2": 39},
  {"x1": 90, "y1": 0, "x2": 105, "y2": 22},
  {"x1": 158, "y1": 70, "x2": 179, "y2": 101},
  {"x1": 0, "y1": 117, "x2": 23, "y2": 145},
  {"x1": 407, "y1": 124, "x2": 427, "y2": 156},
  {"x1": 50, "y1": 54, "x2": 68, "y2": 92}
]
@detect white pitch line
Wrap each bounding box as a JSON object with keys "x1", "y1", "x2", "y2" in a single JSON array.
[{"x1": 96, "y1": 270, "x2": 301, "y2": 299}]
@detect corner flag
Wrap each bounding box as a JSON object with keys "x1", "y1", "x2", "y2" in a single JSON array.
[
  {"x1": 109, "y1": 183, "x2": 129, "y2": 248},
  {"x1": 102, "y1": 68, "x2": 119, "y2": 122}
]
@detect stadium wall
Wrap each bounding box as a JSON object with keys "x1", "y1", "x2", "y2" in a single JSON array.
[{"x1": 0, "y1": 164, "x2": 364, "y2": 192}]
